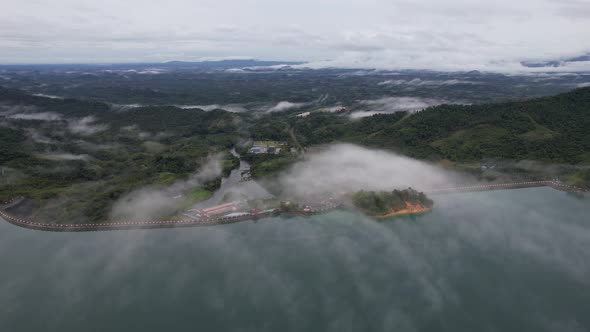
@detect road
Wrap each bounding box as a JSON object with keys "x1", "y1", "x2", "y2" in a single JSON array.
[{"x1": 1, "y1": 180, "x2": 586, "y2": 232}]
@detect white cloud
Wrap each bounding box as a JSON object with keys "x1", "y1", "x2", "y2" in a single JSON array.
[
  {"x1": 378, "y1": 79, "x2": 481, "y2": 86},
  {"x1": 0, "y1": 0, "x2": 588, "y2": 71},
  {"x1": 267, "y1": 101, "x2": 307, "y2": 113},
  {"x1": 350, "y1": 97, "x2": 448, "y2": 118},
  {"x1": 37, "y1": 153, "x2": 91, "y2": 161},
  {"x1": 32, "y1": 93, "x2": 64, "y2": 99},
  {"x1": 110, "y1": 155, "x2": 223, "y2": 220},
  {"x1": 348, "y1": 111, "x2": 386, "y2": 119},
  {"x1": 176, "y1": 104, "x2": 249, "y2": 113},
  {"x1": 28, "y1": 130, "x2": 57, "y2": 144},
  {"x1": 278, "y1": 144, "x2": 464, "y2": 197},
  {"x1": 67, "y1": 116, "x2": 108, "y2": 135},
  {"x1": 8, "y1": 112, "x2": 62, "y2": 121}
]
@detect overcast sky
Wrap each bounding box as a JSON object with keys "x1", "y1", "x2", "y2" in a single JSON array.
[{"x1": 1, "y1": 0, "x2": 589, "y2": 71}]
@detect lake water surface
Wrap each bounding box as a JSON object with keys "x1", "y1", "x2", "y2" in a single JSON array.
[{"x1": 1, "y1": 188, "x2": 589, "y2": 332}]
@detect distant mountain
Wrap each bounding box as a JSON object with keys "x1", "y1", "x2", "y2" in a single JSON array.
[
  {"x1": 0, "y1": 59, "x2": 304, "y2": 71},
  {"x1": 161, "y1": 59, "x2": 303, "y2": 69},
  {"x1": 521, "y1": 53, "x2": 590, "y2": 68}
]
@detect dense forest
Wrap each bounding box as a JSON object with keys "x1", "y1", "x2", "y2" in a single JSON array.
[{"x1": 287, "y1": 87, "x2": 590, "y2": 163}]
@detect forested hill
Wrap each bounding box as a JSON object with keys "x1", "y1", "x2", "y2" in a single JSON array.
[
  {"x1": 1, "y1": 85, "x2": 589, "y2": 165},
  {"x1": 289, "y1": 87, "x2": 590, "y2": 163},
  {"x1": 0, "y1": 86, "x2": 242, "y2": 223},
  {"x1": 0, "y1": 87, "x2": 241, "y2": 136},
  {"x1": 0, "y1": 86, "x2": 589, "y2": 223}
]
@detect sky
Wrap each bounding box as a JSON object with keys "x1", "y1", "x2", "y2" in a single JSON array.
[{"x1": 1, "y1": 0, "x2": 590, "y2": 71}]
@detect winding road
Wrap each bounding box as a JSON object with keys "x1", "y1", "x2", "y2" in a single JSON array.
[{"x1": 1, "y1": 180, "x2": 586, "y2": 232}]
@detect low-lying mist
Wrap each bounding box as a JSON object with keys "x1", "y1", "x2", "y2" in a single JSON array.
[
  {"x1": 53, "y1": 143, "x2": 470, "y2": 222},
  {"x1": 277, "y1": 144, "x2": 465, "y2": 198},
  {"x1": 67, "y1": 116, "x2": 108, "y2": 136},
  {"x1": 267, "y1": 101, "x2": 308, "y2": 113},
  {"x1": 0, "y1": 105, "x2": 110, "y2": 137},
  {"x1": 1, "y1": 185, "x2": 589, "y2": 332},
  {"x1": 112, "y1": 144, "x2": 468, "y2": 220},
  {"x1": 109, "y1": 154, "x2": 224, "y2": 220},
  {"x1": 350, "y1": 97, "x2": 448, "y2": 118},
  {"x1": 175, "y1": 104, "x2": 249, "y2": 113}
]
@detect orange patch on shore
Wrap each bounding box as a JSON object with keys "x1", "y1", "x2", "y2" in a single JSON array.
[{"x1": 370, "y1": 201, "x2": 432, "y2": 219}]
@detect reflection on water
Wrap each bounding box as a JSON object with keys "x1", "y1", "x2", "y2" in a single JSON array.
[{"x1": 1, "y1": 188, "x2": 589, "y2": 332}]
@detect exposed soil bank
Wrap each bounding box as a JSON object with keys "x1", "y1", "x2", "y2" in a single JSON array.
[{"x1": 370, "y1": 202, "x2": 433, "y2": 219}]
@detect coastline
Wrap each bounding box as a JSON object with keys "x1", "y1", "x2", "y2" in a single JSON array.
[{"x1": 370, "y1": 203, "x2": 433, "y2": 219}]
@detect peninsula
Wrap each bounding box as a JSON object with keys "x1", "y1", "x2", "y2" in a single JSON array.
[{"x1": 349, "y1": 188, "x2": 434, "y2": 219}]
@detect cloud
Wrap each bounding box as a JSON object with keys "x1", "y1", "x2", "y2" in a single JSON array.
[
  {"x1": 348, "y1": 111, "x2": 388, "y2": 119},
  {"x1": 75, "y1": 140, "x2": 120, "y2": 151},
  {"x1": 120, "y1": 124, "x2": 154, "y2": 140},
  {"x1": 28, "y1": 129, "x2": 58, "y2": 144},
  {"x1": 176, "y1": 104, "x2": 249, "y2": 113},
  {"x1": 37, "y1": 153, "x2": 91, "y2": 161},
  {"x1": 32, "y1": 93, "x2": 63, "y2": 99},
  {"x1": 277, "y1": 144, "x2": 464, "y2": 198},
  {"x1": 109, "y1": 103, "x2": 144, "y2": 111},
  {"x1": 141, "y1": 141, "x2": 166, "y2": 153},
  {"x1": 267, "y1": 101, "x2": 307, "y2": 113},
  {"x1": 378, "y1": 79, "x2": 481, "y2": 86},
  {"x1": 317, "y1": 106, "x2": 347, "y2": 113},
  {"x1": 136, "y1": 68, "x2": 167, "y2": 74},
  {"x1": 67, "y1": 116, "x2": 108, "y2": 135},
  {"x1": 350, "y1": 97, "x2": 447, "y2": 118},
  {"x1": 3, "y1": 0, "x2": 586, "y2": 71},
  {"x1": 555, "y1": 0, "x2": 590, "y2": 20},
  {"x1": 7, "y1": 112, "x2": 63, "y2": 121},
  {"x1": 110, "y1": 154, "x2": 224, "y2": 220},
  {"x1": 109, "y1": 189, "x2": 180, "y2": 221},
  {"x1": 1, "y1": 144, "x2": 589, "y2": 331}
]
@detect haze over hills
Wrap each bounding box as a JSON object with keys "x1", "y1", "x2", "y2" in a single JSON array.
[
  {"x1": 1, "y1": 84, "x2": 589, "y2": 224},
  {"x1": 2, "y1": 1, "x2": 590, "y2": 331},
  {"x1": 2, "y1": 0, "x2": 589, "y2": 72},
  {"x1": 1, "y1": 63, "x2": 590, "y2": 107},
  {"x1": 522, "y1": 53, "x2": 590, "y2": 68},
  {"x1": 0, "y1": 59, "x2": 303, "y2": 70}
]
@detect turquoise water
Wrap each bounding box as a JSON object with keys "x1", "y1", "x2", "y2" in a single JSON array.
[{"x1": 1, "y1": 188, "x2": 589, "y2": 332}]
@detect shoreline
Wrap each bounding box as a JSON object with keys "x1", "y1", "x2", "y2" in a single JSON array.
[
  {"x1": 370, "y1": 202, "x2": 433, "y2": 219},
  {"x1": 370, "y1": 207, "x2": 433, "y2": 219},
  {"x1": 3, "y1": 180, "x2": 585, "y2": 232}
]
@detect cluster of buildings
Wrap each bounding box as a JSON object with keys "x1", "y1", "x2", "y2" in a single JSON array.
[
  {"x1": 184, "y1": 201, "x2": 244, "y2": 220},
  {"x1": 249, "y1": 146, "x2": 283, "y2": 154},
  {"x1": 248, "y1": 141, "x2": 287, "y2": 154}
]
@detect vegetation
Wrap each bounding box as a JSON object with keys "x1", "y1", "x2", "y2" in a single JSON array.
[
  {"x1": 568, "y1": 169, "x2": 590, "y2": 188},
  {"x1": 0, "y1": 83, "x2": 588, "y2": 224},
  {"x1": 0, "y1": 88, "x2": 243, "y2": 223},
  {"x1": 0, "y1": 65, "x2": 583, "y2": 106},
  {"x1": 286, "y1": 88, "x2": 590, "y2": 163},
  {"x1": 351, "y1": 188, "x2": 434, "y2": 216}
]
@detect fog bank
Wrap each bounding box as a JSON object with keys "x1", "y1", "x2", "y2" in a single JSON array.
[{"x1": 278, "y1": 144, "x2": 463, "y2": 197}]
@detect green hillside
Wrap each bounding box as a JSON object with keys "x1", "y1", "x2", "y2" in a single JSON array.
[
  {"x1": 290, "y1": 87, "x2": 590, "y2": 163},
  {"x1": 0, "y1": 86, "x2": 588, "y2": 223}
]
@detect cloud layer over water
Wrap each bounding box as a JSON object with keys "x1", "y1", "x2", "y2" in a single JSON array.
[
  {"x1": 1, "y1": 186, "x2": 589, "y2": 331},
  {"x1": 279, "y1": 144, "x2": 463, "y2": 197}
]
